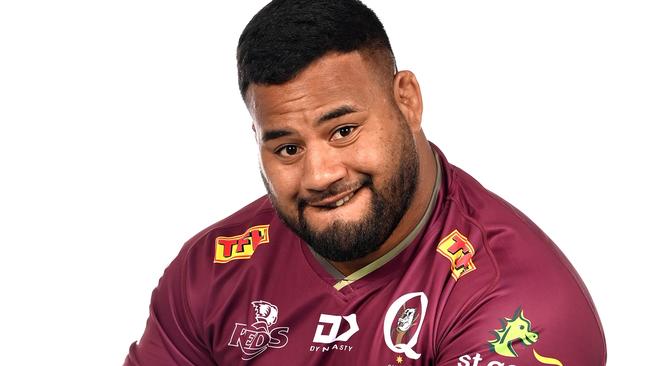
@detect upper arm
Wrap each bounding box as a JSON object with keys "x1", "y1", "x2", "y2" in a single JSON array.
[
  {"x1": 124, "y1": 246, "x2": 214, "y2": 366},
  {"x1": 433, "y1": 266, "x2": 606, "y2": 366}
]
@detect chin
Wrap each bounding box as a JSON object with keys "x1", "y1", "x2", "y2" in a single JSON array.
[
  {"x1": 306, "y1": 208, "x2": 369, "y2": 231},
  {"x1": 309, "y1": 218, "x2": 363, "y2": 235}
]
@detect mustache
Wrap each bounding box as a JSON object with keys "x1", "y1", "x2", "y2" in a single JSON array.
[{"x1": 298, "y1": 175, "x2": 372, "y2": 209}]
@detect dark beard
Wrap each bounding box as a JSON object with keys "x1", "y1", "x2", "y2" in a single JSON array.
[{"x1": 263, "y1": 126, "x2": 419, "y2": 262}]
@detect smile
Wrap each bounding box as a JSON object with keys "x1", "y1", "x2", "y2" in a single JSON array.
[
  {"x1": 334, "y1": 192, "x2": 354, "y2": 207},
  {"x1": 309, "y1": 188, "x2": 361, "y2": 209}
]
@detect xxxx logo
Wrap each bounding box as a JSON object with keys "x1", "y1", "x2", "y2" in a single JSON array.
[
  {"x1": 436, "y1": 229, "x2": 477, "y2": 280},
  {"x1": 228, "y1": 300, "x2": 289, "y2": 360},
  {"x1": 214, "y1": 225, "x2": 270, "y2": 263}
]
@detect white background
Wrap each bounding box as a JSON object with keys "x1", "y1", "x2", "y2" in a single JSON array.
[{"x1": 1, "y1": 1, "x2": 647, "y2": 364}]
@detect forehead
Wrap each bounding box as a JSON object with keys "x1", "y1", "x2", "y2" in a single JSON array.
[{"x1": 247, "y1": 52, "x2": 386, "y2": 125}]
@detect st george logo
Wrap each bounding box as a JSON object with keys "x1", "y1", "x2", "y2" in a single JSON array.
[
  {"x1": 214, "y1": 224, "x2": 270, "y2": 263},
  {"x1": 313, "y1": 314, "x2": 359, "y2": 343},
  {"x1": 489, "y1": 307, "x2": 538, "y2": 358},
  {"x1": 228, "y1": 300, "x2": 289, "y2": 360},
  {"x1": 489, "y1": 307, "x2": 564, "y2": 365},
  {"x1": 436, "y1": 229, "x2": 477, "y2": 280},
  {"x1": 383, "y1": 292, "x2": 428, "y2": 360}
]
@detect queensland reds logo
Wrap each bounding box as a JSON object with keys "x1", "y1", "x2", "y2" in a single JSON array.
[
  {"x1": 383, "y1": 292, "x2": 428, "y2": 360},
  {"x1": 228, "y1": 301, "x2": 290, "y2": 360}
]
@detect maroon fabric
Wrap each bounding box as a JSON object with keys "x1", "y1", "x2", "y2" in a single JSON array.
[{"x1": 125, "y1": 144, "x2": 606, "y2": 365}]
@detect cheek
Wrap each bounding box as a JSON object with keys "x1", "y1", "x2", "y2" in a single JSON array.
[
  {"x1": 348, "y1": 131, "x2": 394, "y2": 174},
  {"x1": 261, "y1": 159, "x2": 302, "y2": 201}
]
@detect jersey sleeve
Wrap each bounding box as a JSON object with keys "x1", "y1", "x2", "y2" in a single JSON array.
[
  {"x1": 434, "y1": 301, "x2": 606, "y2": 366},
  {"x1": 124, "y1": 242, "x2": 214, "y2": 366},
  {"x1": 433, "y1": 233, "x2": 606, "y2": 366}
]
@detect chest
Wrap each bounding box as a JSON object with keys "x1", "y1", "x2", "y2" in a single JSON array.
[{"x1": 209, "y1": 271, "x2": 449, "y2": 365}]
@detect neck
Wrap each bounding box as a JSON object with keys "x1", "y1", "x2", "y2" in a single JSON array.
[{"x1": 329, "y1": 133, "x2": 436, "y2": 276}]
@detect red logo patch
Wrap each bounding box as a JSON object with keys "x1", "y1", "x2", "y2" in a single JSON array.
[
  {"x1": 436, "y1": 229, "x2": 477, "y2": 280},
  {"x1": 214, "y1": 225, "x2": 270, "y2": 263}
]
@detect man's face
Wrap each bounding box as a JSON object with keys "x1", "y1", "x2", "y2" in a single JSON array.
[{"x1": 248, "y1": 52, "x2": 419, "y2": 262}]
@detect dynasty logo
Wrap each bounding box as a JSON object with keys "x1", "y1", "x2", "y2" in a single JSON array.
[
  {"x1": 313, "y1": 314, "x2": 358, "y2": 344},
  {"x1": 309, "y1": 313, "x2": 358, "y2": 353},
  {"x1": 436, "y1": 229, "x2": 477, "y2": 280},
  {"x1": 214, "y1": 225, "x2": 270, "y2": 263},
  {"x1": 383, "y1": 292, "x2": 428, "y2": 360},
  {"x1": 228, "y1": 300, "x2": 289, "y2": 360}
]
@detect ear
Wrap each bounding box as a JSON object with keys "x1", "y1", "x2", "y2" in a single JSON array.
[
  {"x1": 392, "y1": 70, "x2": 424, "y2": 132},
  {"x1": 251, "y1": 123, "x2": 260, "y2": 144}
]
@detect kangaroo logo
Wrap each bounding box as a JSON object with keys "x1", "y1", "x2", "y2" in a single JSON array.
[{"x1": 488, "y1": 307, "x2": 564, "y2": 365}]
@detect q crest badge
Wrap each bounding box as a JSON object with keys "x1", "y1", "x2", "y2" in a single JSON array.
[{"x1": 383, "y1": 292, "x2": 428, "y2": 361}]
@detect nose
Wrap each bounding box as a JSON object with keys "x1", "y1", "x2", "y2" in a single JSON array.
[{"x1": 301, "y1": 143, "x2": 346, "y2": 192}]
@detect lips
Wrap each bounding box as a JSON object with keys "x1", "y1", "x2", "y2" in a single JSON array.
[
  {"x1": 308, "y1": 187, "x2": 361, "y2": 209},
  {"x1": 334, "y1": 192, "x2": 354, "y2": 207}
]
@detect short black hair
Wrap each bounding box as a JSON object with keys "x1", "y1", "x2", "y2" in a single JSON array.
[{"x1": 237, "y1": 0, "x2": 395, "y2": 100}]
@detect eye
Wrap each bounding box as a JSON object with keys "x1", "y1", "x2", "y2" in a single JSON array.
[
  {"x1": 331, "y1": 126, "x2": 355, "y2": 141},
  {"x1": 275, "y1": 144, "x2": 301, "y2": 157}
]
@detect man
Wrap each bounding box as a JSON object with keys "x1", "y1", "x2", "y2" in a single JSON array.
[{"x1": 125, "y1": 0, "x2": 606, "y2": 365}]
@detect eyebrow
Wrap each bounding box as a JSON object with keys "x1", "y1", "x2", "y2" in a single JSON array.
[
  {"x1": 316, "y1": 105, "x2": 358, "y2": 123},
  {"x1": 261, "y1": 105, "x2": 359, "y2": 143},
  {"x1": 261, "y1": 129, "x2": 292, "y2": 143}
]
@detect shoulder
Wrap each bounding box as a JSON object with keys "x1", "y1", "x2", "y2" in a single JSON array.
[
  {"x1": 442, "y1": 160, "x2": 581, "y2": 283},
  {"x1": 432, "y1": 155, "x2": 606, "y2": 366},
  {"x1": 157, "y1": 195, "x2": 296, "y2": 314},
  {"x1": 446, "y1": 162, "x2": 594, "y2": 300},
  {"x1": 179, "y1": 195, "x2": 278, "y2": 264}
]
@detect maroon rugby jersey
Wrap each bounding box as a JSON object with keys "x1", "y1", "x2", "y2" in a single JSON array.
[{"x1": 125, "y1": 144, "x2": 606, "y2": 365}]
